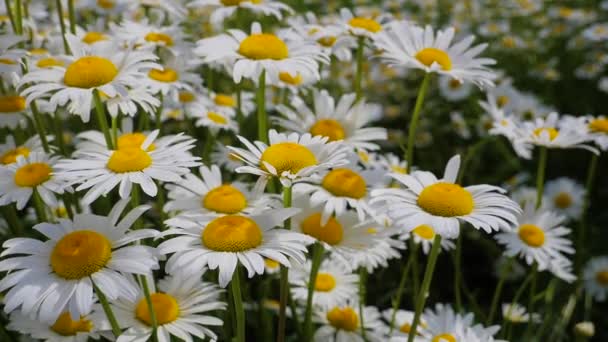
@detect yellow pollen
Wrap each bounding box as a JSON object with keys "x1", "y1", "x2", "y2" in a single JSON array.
[
  {"x1": 497, "y1": 95, "x2": 510, "y2": 107},
  {"x1": 596, "y1": 270, "x2": 608, "y2": 285},
  {"x1": 391, "y1": 165, "x2": 407, "y2": 174},
  {"x1": 97, "y1": 0, "x2": 116, "y2": 9},
  {"x1": 518, "y1": 224, "x2": 545, "y2": 247},
  {"x1": 106, "y1": 148, "x2": 152, "y2": 173},
  {"x1": 148, "y1": 68, "x2": 179, "y2": 82},
  {"x1": 309, "y1": 119, "x2": 346, "y2": 142},
  {"x1": 448, "y1": 79, "x2": 462, "y2": 89},
  {"x1": 315, "y1": 273, "x2": 336, "y2": 292},
  {"x1": 327, "y1": 307, "x2": 359, "y2": 331},
  {"x1": 554, "y1": 192, "x2": 572, "y2": 209},
  {"x1": 145, "y1": 32, "x2": 174, "y2": 46},
  {"x1": 81, "y1": 32, "x2": 107, "y2": 45},
  {"x1": 50, "y1": 230, "x2": 112, "y2": 279},
  {"x1": 432, "y1": 333, "x2": 457, "y2": 342},
  {"x1": 0, "y1": 58, "x2": 16, "y2": 64},
  {"x1": 214, "y1": 94, "x2": 236, "y2": 107},
  {"x1": 202, "y1": 215, "x2": 262, "y2": 252},
  {"x1": 55, "y1": 206, "x2": 69, "y2": 218},
  {"x1": 348, "y1": 17, "x2": 382, "y2": 33},
  {"x1": 238, "y1": 34, "x2": 289, "y2": 60},
  {"x1": 260, "y1": 142, "x2": 317, "y2": 175},
  {"x1": 415, "y1": 48, "x2": 452, "y2": 70},
  {"x1": 50, "y1": 312, "x2": 93, "y2": 336},
  {"x1": 279, "y1": 72, "x2": 303, "y2": 85},
  {"x1": 135, "y1": 293, "x2": 179, "y2": 326},
  {"x1": 178, "y1": 91, "x2": 195, "y2": 103},
  {"x1": 318, "y1": 36, "x2": 337, "y2": 47},
  {"x1": 533, "y1": 127, "x2": 559, "y2": 141},
  {"x1": 29, "y1": 48, "x2": 48, "y2": 55},
  {"x1": 366, "y1": 227, "x2": 377, "y2": 235},
  {"x1": 417, "y1": 183, "x2": 474, "y2": 217},
  {"x1": 412, "y1": 224, "x2": 435, "y2": 240},
  {"x1": 208, "y1": 112, "x2": 228, "y2": 124},
  {"x1": 589, "y1": 118, "x2": 608, "y2": 133},
  {"x1": 14, "y1": 162, "x2": 52, "y2": 187},
  {"x1": 1, "y1": 147, "x2": 30, "y2": 164},
  {"x1": 117, "y1": 133, "x2": 156, "y2": 151},
  {"x1": 321, "y1": 168, "x2": 367, "y2": 199},
  {"x1": 0, "y1": 95, "x2": 26, "y2": 112},
  {"x1": 36, "y1": 57, "x2": 65, "y2": 68},
  {"x1": 358, "y1": 150, "x2": 369, "y2": 163},
  {"x1": 300, "y1": 213, "x2": 343, "y2": 245},
  {"x1": 264, "y1": 258, "x2": 279, "y2": 269},
  {"x1": 400, "y1": 323, "x2": 413, "y2": 334},
  {"x1": 203, "y1": 185, "x2": 247, "y2": 214},
  {"x1": 64, "y1": 56, "x2": 118, "y2": 88}
]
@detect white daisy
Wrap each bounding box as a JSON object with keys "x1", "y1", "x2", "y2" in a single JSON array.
[
  {"x1": 0, "y1": 198, "x2": 159, "y2": 323},
  {"x1": 501, "y1": 303, "x2": 540, "y2": 323},
  {"x1": 372, "y1": 155, "x2": 521, "y2": 238},
  {"x1": 399, "y1": 224, "x2": 456, "y2": 255},
  {"x1": 111, "y1": 19, "x2": 188, "y2": 54},
  {"x1": 544, "y1": 177, "x2": 585, "y2": 220},
  {"x1": 0, "y1": 134, "x2": 49, "y2": 165},
  {"x1": 286, "y1": 13, "x2": 355, "y2": 61},
  {"x1": 511, "y1": 186, "x2": 545, "y2": 210},
  {"x1": 339, "y1": 8, "x2": 386, "y2": 39},
  {"x1": 190, "y1": 103, "x2": 239, "y2": 133},
  {"x1": 145, "y1": 53, "x2": 202, "y2": 102},
  {"x1": 374, "y1": 20, "x2": 496, "y2": 87},
  {"x1": 188, "y1": 0, "x2": 293, "y2": 27},
  {"x1": 438, "y1": 76, "x2": 474, "y2": 102},
  {"x1": 210, "y1": 141, "x2": 244, "y2": 171},
  {"x1": 202, "y1": 90, "x2": 255, "y2": 118},
  {"x1": 7, "y1": 309, "x2": 101, "y2": 342},
  {"x1": 585, "y1": 115, "x2": 608, "y2": 150},
  {"x1": 0, "y1": 94, "x2": 28, "y2": 129},
  {"x1": 381, "y1": 309, "x2": 425, "y2": 342},
  {"x1": 158, "y1": 208, "x2": 313, "y2": 287},
  {"x1": 313, "y1": 302, "x2": 386, "y2": 342},
  {"x1": 0, "y1": 34, "x2": 26, "y2": 77},
  {"x1": 583, "y1": 256, "x2": 608, "y2": 302},
  {"x1": 420, "y1": 304, "x2": 501, "y2": 342}
]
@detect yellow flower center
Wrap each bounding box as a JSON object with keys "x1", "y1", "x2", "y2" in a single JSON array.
[
  {"x1": 318, "y1": 36, "x2": 337, "y2": 47},
  {"x1": 391, "y1": 165, "x2": 408, "y2": 174},
  {"x1": 148, "y1": 68, "x2": 179, "y2": 83},
  {"x1": 300, "y1": 213, "x2": 343, "y2": 245},
  {"x1": 238, "y1": 34, "x2": 289, "y2": 60},
  {"x1": 29, "y1": 48, "x2": 48, "y2": 55},
  {"x1": 0, "y1": 58, "x2": 16, "y2": 64},
  {"x1": 220, "y1": 0, "x2": 247, "y2": 5},
  {"x1": 50, "y1": 230, "x2": 112, "y2": 280},
  {"x1": 179, "y1": 91, "x2": 195, "y2": 103},
  {"x1": 321, "y1": 168, "x2": 367, "y2": 199},
  {"x1": 202, "y1": 185, "x2": 248, "y2": 214},
  {"x1": 432, "y1": 333, "x2": 457, "y2": 342},
  {"x1": 412, "y1": 224, "x2": 435, "y2": 240},
  {"x1": 415, "y1": 48, "x2": 452, "y2": 70},
  {"x1": 279, "y1": 72, "x2": 303, "y2": 85},
  {"x1": 400, "y1": 323, "x2": 413, "y2": 334},
  {"x1": 596, "y1": 270, "x2": 608, "y2": 285},
  {"x1": 533, "y1": 127, "x2": 559, "y2": 141},
  {"x1": 264, "y1": 258, "x2": 279, "y2": 269},
  {"x1": 208, "y1": 112, "x2": 228, "y2": 124},
  {"x1": 117, "y1": 133, "x2": 156, "y2": 151},
  {"x1": 36, "y1": 57, "x2": 65, "y2": 68},
  {"x1": 97, "y1": 0, "x2": 116, "y2": 9},
  {"x1": 497, "y1": 95, "x2": 510, "y2": 107},
  {"x1": 553, "y1": 192, "x2": 572, "y2": 209},
  {"x1": 214, "y1": 94, "x2": 236, "y2": 107},
  {"x1": 589, "y1": 118, "x2": 608, "y2": 133},
  {"x1": 0, "y1": 95, "x2": 26, "y2": 112},
  {"x1": 55, "y1": 206, "x2": 69, "y2": 218},
  {"x1": 82, "y1": 32, "x2": 108, "y2": 44},
  {"x1": 309, "y1": 119, "x2": 346, "y2": 142},
  {"x1": 315, "y1": 273, "x2": 336, "y2": 292},
  {"x1": 348, "y1": 17, "x2": 382, "y2": 33},
  {"x1": 64, "y1": 56, "x2": 118, "y2": 88},
  {"x1": 145, "y1": 32, "x2": 174, "y2": 46},
  {"x1": 260, "y1": 142, "x2": 317, "y2": 175},
  {"x1": 1, "y1": 146, "x2": 29, "y2": 164},
  {"x1": 202, "y1": 215, "x2": 263, "y2": 252},
  {"x1": 448, "y1": 79, "x2": 462, "y2": 89},
  {"x1": 14, "y1": 162, "x2": 52, "y2": 187},
  {"x1": 327, "y1": 307, "x2": 359, "y2": 331},
  {"x1": 518, "y1": 224, "x2": 545, "y2": 247},
  {"x1": 50, "y1": 312, "x2": 93, "y2": 336},
  {"x1": 358, "y1": 150, "x2": 369, "y2": 163},
  {"x1": 106, "y1": 148, "x2": 152, "y2": 173},
  {"x1": 135, "y1": 293, "x2": 179, "y2": 326},
  {"x1": 417, "y1": 183, "x2": 474, "y2": 217}
]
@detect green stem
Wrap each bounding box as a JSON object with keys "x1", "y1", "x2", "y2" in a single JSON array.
[
  {"x1": 4, "y1": 0, "x2": 17, "y2": 33},
  {"x1": 30, "y1": 102, "x2": 50, "y2": 153},
  {"x1": 389, "y1": 245, "x2": 416, "y2": 333},
  {"x1": 92, "y1": 281, "x2": 122, "y2": 337},
  {"x1": 202, "y1": 129, "x2": 215, "y2": 164},
  {"x1": 487, "y1": 257, "x2": 514, "y2": 324},
  {"x1": 236, "y1": 85, "x2": 244, "y2": 128},
  {"x1": 535, "y1": 147, "x2": 547, "y2": 209},
  {"x1": 155, "y1": 92, "x2": 163, "y2": 133},
  {"x1": 501, "y1": 263, "x2": 536, "y2": 336},
  {"x1": 53, "y1": 112, "x2": 67, "y2": 155},
  {"x1": 256, "y1": 71, "x2": 268, "y2": 144},
  {"x1": 304, "y1": 243, "x2": 324, "y2": 341},
  {"x1": 131, "y1": 186, "x2": 142, "y2": 229},
  {"x1": 354, "y1": 36, "x2": 365, "y2": 101},
  {"x1": 93, "y1": 90, "x2": 114, "y2": 150},
  {"x1": 14, "y1": 0, "x2": 22, "y2": 35},
  {"x1": 407, "y1": 235, "x2": 442, "y2": 342},
  {"x1": 288, "y1": 288, "x2": 303, "y2": 337},
  {"x1": 359, "y1": 267, "x2": 368, "y2": 341},
  {"x1": 32, "y1": 188, "x2": 48, "y2": 222},
  {"x1": 67, "y1": 0, "x2": 76, "y2": 33},
  {"x1": 54, "y1": 0, "x2": 70, "y2": 54},
  {"x1": 111, "y1": 115, "x2": 118, "y2": 148},
  {"x1": 576, "y1": 153, "x2": 598, "y2": 272},
  {"x1": 404, "y1": 73, "x2": 431, "y2": 167},
  {"x1": 140, "y1": 275, "x2": 158, "y2": 342},
  {"x1": 1, "y1": 204, "x2": 24, "y2": 236},
  {"x1": 277, "y1": 185, "x2": 292, "y2": 342}
]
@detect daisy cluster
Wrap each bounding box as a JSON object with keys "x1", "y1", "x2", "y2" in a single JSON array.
[{"x1": 0, "y1": 1, "x2": 607, "y2": 342}]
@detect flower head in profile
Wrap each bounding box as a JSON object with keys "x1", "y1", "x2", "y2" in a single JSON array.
[
  {"x1": 313, "y1": 300, "x2": 386, "y2": 342},
  {"x1": 583, "y1": 256, "x2": 608, "y2": 302},
  {"x1": 7, "y1": 309, "x2": 101, "y2": 341}
]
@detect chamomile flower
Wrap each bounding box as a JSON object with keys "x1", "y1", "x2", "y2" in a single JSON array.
[
  {"x1": 210, "y1": 141, "x2": 244, "y2": 170},
  {"x1": 494, "y1": 204, "x2": 575, "y2": 273},
  {"x1": 381, "y1": 309, "x2": 425, "y2": 341},
  {"x1": 502, "y1": 303, "x2": 540, "y2": 323},
  {"x1": 419, "y1": 304, "x2": 496, "y2": 342},
  {"x1": 195, "y1": 22, "x2": 327, "y2": 84},
  {"x1": 374, "y1": 21, "x2": 497, "y2": 87},
  {"x1": 99, "y1": 271, "x2": 225, "y2": 342},
  {"x1": 347, "y1": 227, "x2": 405, "y2": 272},
  {"x1": 159, "y1": 209, "x2": 313, "y2": 287},
  {"x1": 511, "y1": 186, "x2": 544, "y2": 209},
  {"x1": 0, "y1": 152, "x2": 64, "y2": 210},
  {"x1": 438, "y1": 76, "x2": 474, "y2": 102},
  {"x1": 372, "y1": 155, "x2": 521, "y2": 238},
  {"x1": 55, "y1": 130, "x2": 200, "y2": 204},
  {"x1": 0, "y1": 34, "x2": 26, "y2": 76},
  {"x1": 19, "y1": 34, "x2": 159, "y2": 122},
  {"x1": 0, "y1": 94, "x2": 28, "y2": 128},
  {"x1": 146, "y1": 54, "x2": 202, "y2": 102},
  {"x1": 189, "y1": 0, "x2": 293, "y2": 27},
  {"x1": 290, "y1": 258, "x2": 359, "y2": 310},
  {"x1": 339, "y1": 8, "x2": 386, "y2": 38},
  {"x1": 228, "y1": 129, "x2": 349, "y2": 189},
  {"x1": 111, "y1": 20, "x2": 188, "y2": 54},
  {"x1": 583, "y1": 256, "x2": 608, "y2": 302},
  {"x1": 203, "y1": 90, "x2": 255, "y2": 118},
  {"x1": 586, "y1": 115, "x2": 608, "y2": 150},
  {"x1": 544, "y1": 177, "x2": 585, "y2": 220},
  {"x1": 287, "y1": 14, "x2": 355, "y2": 61},
  {"x1": 400, "y1": 224, "x2": 456, "y2": 254},
  {"x1": 7, "y1": 309, "x2": 101, "y2": 342},
  {"x1": 314, "y1": 302, "x2": 386, "y2": 342},
  {"x1": 74, "y1": 126, "x2": 192, "y2": 152},
  {"x1": 0, "y1": 135, "x2": 49, "y2": 165},
  {"x1": 191, "y1": 105, "x2": 239, "y2": 133},
  {"x1": 102, "y1": 86, "x2": 160, "y2": 118},
  {"x1": 275, "y1": 90, "x2": 387, "y2": 151},
  {"x1": 0, "y1": 198, "x2": 159, "y2": 323}
]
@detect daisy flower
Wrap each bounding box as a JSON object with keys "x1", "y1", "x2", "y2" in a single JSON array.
[
  {"x1": 98, "y1": 271, "x2": 225, "y2": 342},
  {"x1": 420, "y1": 304, "x2": 501, "y2": 342},
  {"x1": 583, "y1": 256, "x2": 608, "y2": 302},
  {"x1": 275, "y1": 90, "x2": 387, "y2": 151},
  {"x1": 374, "y1": 21, "x2": 497, "y2": 87},
  {"x1": 381, "y1": 309, "x2": 425, "y2": 341},
  {"x1": 7, "y1": 309, "x2": 101, "y2": 342},
  {"x1": 202, "y1": 90, "x2": 255, "y2": 118},
  {"x1": 313, "y1": 302, "x2": 386, "y2": 342},
  {"x1": 544, "y1": 177, "x2": 585, "y2": 220},
  {"x1": 372, "y1": 155, "x2": 521, "y2": 238},
  {"x1": 585, "y1": 115, "x2": 608, "y2": 150},
  {"x1": 189, "y1": 0, "x2": 293, "y2": 27},
  {"x1": 347, "y1": 226, "x2": 405, "y2": 273},
  {"x1": 74, "y1": 124, "x2": 191, "y2": 152},
  {"x1": 494, "y1": 204, "x2": 575, "y2": 273},
  {"x1": 290, "y1": 258, "x2": 359, "y2": 310},
  {"x1": 111, "y1": 19, "x2": 188, "y2": 54},
  {"x1": 399, "y1": 224, "x2": 456, "y2": 255},
  {"x1": 19, "y1": 34, "x2": 159, "y2": 122},
  {"x1": 287, "y1": 13, "x2": 355, "y2": 61},
  {"x1": 55, "y1": 130, "x2": 200, "y2": 204},
  {"x1": 158, "y1": 209, "x2": 313, "y2": 287},
  {"x1": 339, "y1": 8, "x2": 386, "y2": 38},
  {"x1": 0, "y1": 135, "x2": 49, "y2": 165},
  {"x1": 102, "y1": 86, "x2": 160, "y2": 118},
  {"x1": 145, "y1": 53, "x2": 202, "y2": 102},
  {"x1": 228, "y1": 129, "x2": 349, "y2": 189},
  {"x1": 0, "y1": 93, "x2": 28, "y2": 129},
  {"x1": 0, "y1": 34, "x2": 26, "y2": 76},
  {"x1": 195, "y1": 22, "x2": 327, "y2": 84},
  {"x1": 438, "y1": 76, "x2": 474, "y2": 102},
  {"x1": 501, "y1": 303, "x2": 540, "y2": 323},
  {"x1": 210, "y1": 141, "x2": 244, "y2": 170},
  {"x1": 0, "y1": 198, "x2": 159, "y2": 323},
  {"x1": 191, "y1": 104, "x2": 239, "y2": 133},
  {"x1": 0, "y1": 152, "x2": 65, "y2": 210}
]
